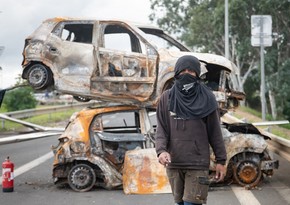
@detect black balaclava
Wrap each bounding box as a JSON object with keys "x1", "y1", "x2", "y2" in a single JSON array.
[{"x1": 168, "y1": 55, "x2": 218, "y2": 119}]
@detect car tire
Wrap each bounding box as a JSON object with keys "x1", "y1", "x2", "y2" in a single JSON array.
[
  {"x1": 27, "y1": 64, "x2": 53, "y2": 90},
  {"x1": 232, "y1": 153, "x2": 262, "y2": 188},
  {"x1": 68, "y1": 163, "x2": 96, "y2": 192}
]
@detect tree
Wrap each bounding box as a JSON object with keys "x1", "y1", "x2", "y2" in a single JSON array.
[
  {"x1": 149, "y1": 0, "x2": 290, "y2": 119},
  {"x1": 3, "y1": 86, "x2": 37, "y2": 111},
  {"x1": 2, "y1": 76, "x2": 37, "y2": 112}
]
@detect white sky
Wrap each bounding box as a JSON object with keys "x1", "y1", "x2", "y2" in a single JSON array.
[{"x1": 0, "y1": 0, "x2": 153, "y2": 89}]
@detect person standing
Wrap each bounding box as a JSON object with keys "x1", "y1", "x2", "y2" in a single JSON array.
[{"x1": 155, "y1": 55, "x2": 227, "y2": 205}]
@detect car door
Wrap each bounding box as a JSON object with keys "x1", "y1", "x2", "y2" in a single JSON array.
[
  {"x1": 47, "y1": 21, "x2": 96, "y2": 94},
  {"x1": 91, "y1": 22, "x2": 159, "y2": 103}
]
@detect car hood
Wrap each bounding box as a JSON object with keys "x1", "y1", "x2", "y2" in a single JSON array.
[{"x1": 158, "y1": 48, "x2": 237, "y2": 74}]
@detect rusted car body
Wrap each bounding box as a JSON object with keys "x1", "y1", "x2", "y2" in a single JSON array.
[
  {"x1": 212, "y1": 122, "x2": 279, "y2": 188},
  {"x1": 51, "y1": 104, "x2": 156, "y2": 192},
  {"x1": 22, "y1": 17, "x2": 244, "y2": 110}
]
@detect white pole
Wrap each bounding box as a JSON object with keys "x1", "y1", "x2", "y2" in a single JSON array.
[
  {"x1": 225, "y1": 0, "x2": 229, "y2": 59},
  {"x1": 260, "y1": 17, "x2": 266, "y2": 121}
]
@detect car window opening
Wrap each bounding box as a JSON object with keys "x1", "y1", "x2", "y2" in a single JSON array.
[
  {"x1": 104, "y1": 25, "x2": 142, "y2": 53},
  {"x1": 61, "y1": 24, "x2": 93, "y2": 44},
  {"x1": 204, "y1": 65, "x2": 223, "y2": 91},
  {"x1": 100, "y1": 24, "x2": 150, "y2": 81}
]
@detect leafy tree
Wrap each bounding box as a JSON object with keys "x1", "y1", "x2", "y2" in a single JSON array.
[
  {"x1": 149, "y1": 0, "x2": 290, "y2": 119},
  {"x1": 3, "y1": 86, "x2": 37, "y2": 111},
  {"x1": 2, "y1": 76, "x2": 37, "y2": 112}
]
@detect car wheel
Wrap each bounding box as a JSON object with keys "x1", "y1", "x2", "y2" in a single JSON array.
[
  {"x1": 68, "y1": 164, "x2": 96, "y2": 192},
  {"x1": 73, "y1": 95, "x2": 91, "y2": 102},
  {"x1": 233, "y1": 153, "x2": 262, "y2": 188},
  {"x1": 27, "y1": 64, "x2": 53, "y2": 90}
]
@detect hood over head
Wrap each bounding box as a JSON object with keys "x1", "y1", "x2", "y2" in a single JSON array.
[{"x1": 174, "y1": 55, "x2": 201, "y2": 77}]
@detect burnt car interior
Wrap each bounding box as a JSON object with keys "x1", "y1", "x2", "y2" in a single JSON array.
[
  {"x1": 89, "y1": 110, "x2": 150, "y2": 168},
  {"x1": 203, "y1": 64, "x2": 224, "y2": 91},
  {"x1": 102, "y1": 24, "x2": 148, "y2": 78},
  {"x1": 202, "y1": 63, "x2": 244, "y2": 111},
  {"x1": 60, "y1": 23, "x2": 93, "y2": 44}
]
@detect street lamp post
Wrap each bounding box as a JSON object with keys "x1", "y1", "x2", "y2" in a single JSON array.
[
  {"x1": 225, "y1": 0, "x2": 229, "y2": 59},
  {"x1": 260, "y1": 18, "x2": 266, "y2": 121}
]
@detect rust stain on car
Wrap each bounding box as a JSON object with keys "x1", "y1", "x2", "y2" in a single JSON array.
[{"x1": 122, "y1": 148, "x2": 171, "y2": 194}]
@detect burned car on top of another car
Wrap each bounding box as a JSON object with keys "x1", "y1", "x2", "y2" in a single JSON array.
[
  {"x1": 32, "y1": 17, "x2": 278, "y2": 191},
  {"x1": 21, "y1": 17, "x2": 244, "y2": 111}
]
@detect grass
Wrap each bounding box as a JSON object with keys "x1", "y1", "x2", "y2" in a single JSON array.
[
  {"x1": 0, "y1": 108, "x2": 77, "y2": 132},
  {"x1": 234, "y1": 106, "x2": 290, "y2": 140},
  {"x1": 241, "y1": 106, "x2": 262, "y2": 117}
]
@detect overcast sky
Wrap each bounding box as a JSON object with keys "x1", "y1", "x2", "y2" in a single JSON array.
[{"x1": 0, "y1": 0, "x2": 153, "y2": 88}]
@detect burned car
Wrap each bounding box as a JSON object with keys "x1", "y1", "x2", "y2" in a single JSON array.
[
  {"x1": 52, "y1": 103, "x2": 279, "y2": 192},
  {"x1": 213, "y1": 121, "x2": 279, "y2": 188},
  {"x1": 22, "y1": 17, "x2": 244, "y2": 110},
  {"x1": 52, "y1": 104, "x2": 156, "y2": 192}
]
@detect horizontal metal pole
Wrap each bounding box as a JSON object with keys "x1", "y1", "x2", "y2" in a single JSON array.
[
  {"x1": 253, "y1": 120, "x2": 289, "y2": 126},
  {"x1": 2, "y1": 102, "x2": 97, "y2": 119}
]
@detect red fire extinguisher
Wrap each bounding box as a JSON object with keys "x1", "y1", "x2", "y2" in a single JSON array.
[{"x1": 2, "y1": 156, "x2": 14, "y2": 192}]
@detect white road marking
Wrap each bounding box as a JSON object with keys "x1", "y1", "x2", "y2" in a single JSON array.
[
  {"x1": 231, "y1": 186, "x2": 261, "y2": 205},
  {"x1": 0, "y1": 151, "x2": 53, "y2": 185}
]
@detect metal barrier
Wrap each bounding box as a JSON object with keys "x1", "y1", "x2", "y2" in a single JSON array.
[
  {"x1": 2, "y1": 102, "x2": 97, "y2": 119},
  {"x1": 0, "y1": 102, "x2": 99, "y2": 129}
]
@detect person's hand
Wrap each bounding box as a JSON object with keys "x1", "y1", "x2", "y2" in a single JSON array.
[
  {"x1": 158, "y1": 152, "x2": 171, "y2": 167},
  {"x1": 215, "y1": 164, "x2": 226, "y2": 182}
]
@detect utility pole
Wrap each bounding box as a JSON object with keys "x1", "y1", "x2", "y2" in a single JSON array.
[
  {"x1": 260, "y1": 19, "x2": 266, "y2": 121},
  {"x1": 224, "y1": 0, "x2": 229, "y2": 59},
  {"x1": 251, "y1": 15, "x2": 272, "y2": 121}
]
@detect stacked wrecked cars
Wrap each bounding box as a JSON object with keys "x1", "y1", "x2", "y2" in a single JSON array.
[{"x1": 22, "y1": 17, "x2": 279, "y2": 192}]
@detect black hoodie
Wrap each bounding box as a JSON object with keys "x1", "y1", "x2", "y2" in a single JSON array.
[{"x1": 156, "y1": 90, "x2": 227, "y2": 169}]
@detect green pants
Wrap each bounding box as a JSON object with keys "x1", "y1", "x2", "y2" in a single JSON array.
[{"x1": 167, "y1": 169, "x2": 209, "y2": 204}]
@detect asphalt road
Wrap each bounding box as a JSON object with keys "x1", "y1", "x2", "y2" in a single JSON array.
[{"x1": 0, "y1": 135, "x2": 290, "y2": 205}]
